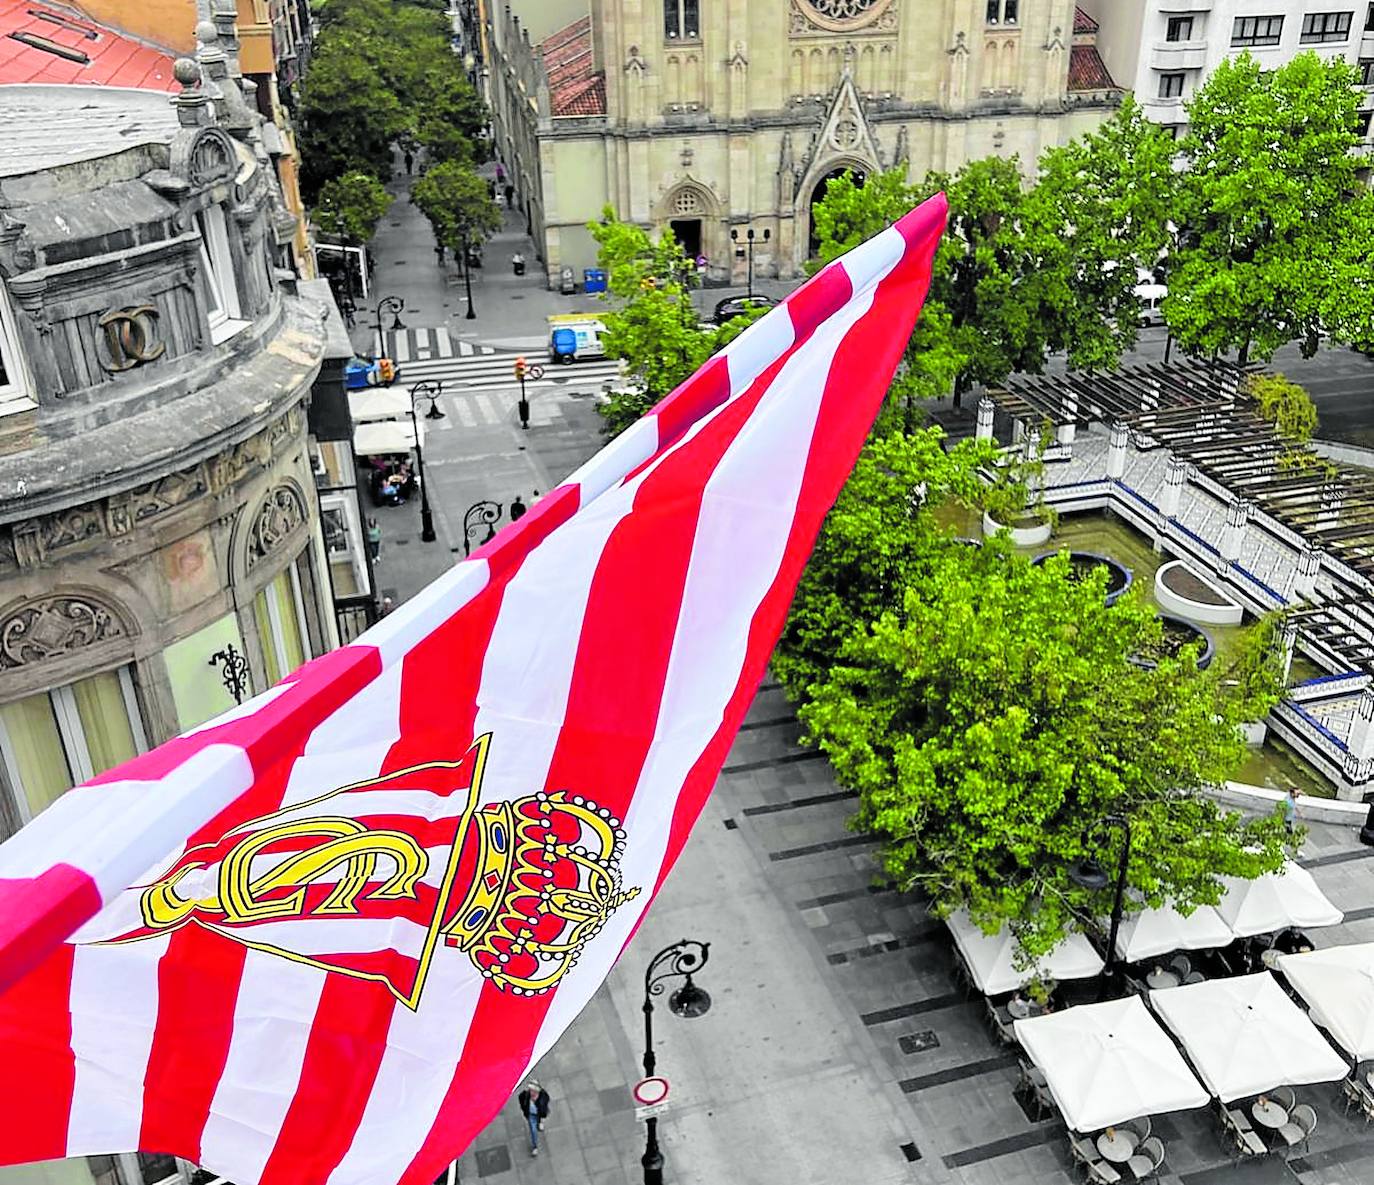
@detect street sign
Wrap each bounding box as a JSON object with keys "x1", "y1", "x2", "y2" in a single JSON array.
[
  {"x1": 632, "y1": 1076, "x2": 670, "y2": 1108},
  {"x1": 635, "y1": 1101, "x2": 670, "y2": 1123}
]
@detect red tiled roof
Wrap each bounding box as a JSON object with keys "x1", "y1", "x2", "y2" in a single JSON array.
[
  {"x1": 1067, "y1": 42, "x2": 1117, "y2": 92},
  {"x1": 1073, "y1": 6, "x2": 1099, "y2": 35},
  {"x1": 0, "y1": 0, "x2": 175, "y2": 88},
  {"x1": 541, "y1": 16, "x2": 605, "y2": 119}
]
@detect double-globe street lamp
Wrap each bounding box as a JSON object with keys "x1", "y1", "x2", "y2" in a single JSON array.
[
  {"x1": 640, "y1": 939, "x2": 711, "y2": 1185},
  {"x1": 1068, "y1": 814, "x2": 1132, "y2": 1001},
  {"x1": 730, "y1": 226, "x2": 770, "y2": 299},
  {"x1": 407, "y1": 381, "x2": 445, "y2": 544}
]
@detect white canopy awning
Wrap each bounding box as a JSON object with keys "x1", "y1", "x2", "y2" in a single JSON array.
[
  {"x1": 1215, "y1": 862, "x2": 1343, "y2": 938},
  {"x1": 349, "y1": 386, "x2": 413, "y2": 424},
  {"x1": 1279, "y1": 942, "x2": 1374, "y2": 1062},
  {"x1": 1015, "y1": 996, "x2": 1209, "y2": 1132},
  {"x1": 1149, "y1": 972, "x2": 1347, "y2": 1101},
  {"x1": 946, "y1": 911, "x2": 1103, "y2": 995},
  {"x1": 353, "y1": 418, "x2": 420, "y2": 456},
  {"x1": 1114, "y1": 901, "x2": 1233, "y2": 963}
]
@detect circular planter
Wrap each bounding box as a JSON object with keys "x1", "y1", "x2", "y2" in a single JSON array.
[
  {"x1": 1032, "y1": 550, "x2": 1134, "y2": 605},
  {"x1": 1132, "y1": 614, "x2": 1216, "y2": 670},
  {"x1": 982, "y1": 509, "x2": 1052, "y2": 547},
  {"x1": 1154, "y1": 560, "x2": 1244, "y2": 626}
]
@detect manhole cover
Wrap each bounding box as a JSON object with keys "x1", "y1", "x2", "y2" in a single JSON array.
[
  {"x1": 899, "y1": 1030, "x2": 940, "y2": 1055},
  {"x1": 474, "y1": 1146, "x2": 511, "y2": 1177}
]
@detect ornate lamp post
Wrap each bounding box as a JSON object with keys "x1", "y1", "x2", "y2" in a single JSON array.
[
  {"x1": 461, "y1": 234, "x2": 477, "y2": 320},
  {"x1": 730, "y1": 227, "x2": 770, "y2": 298},
  {"x1": 1068, "y1": 814, "x2": 1131, "y2": 1001},
  {"x1": 408, "y1": 381, "x2": 445, "y2": 543},
  {"x1": 640, "y1": 940, "x2": 711, "y2": 1185},
  {"x1": 208, "y1": 643, "x2": 250, "y2": 705},
  {"x1": 373, "y1": 295, "x2": 406, "y2": 342},
  {"x1": 462, "y1": 500, "x2": 503, "y2": 556}
]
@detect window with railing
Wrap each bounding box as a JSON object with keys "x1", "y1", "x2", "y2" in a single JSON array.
[
  {"x1": 1300, "y1": 11, "x2": 1352, "y2": 42},
  {"x1": 1231, "y1": 15, "x2": 1284, "y2": 46}
]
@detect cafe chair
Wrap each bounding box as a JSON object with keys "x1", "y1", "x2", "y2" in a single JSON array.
[
  {"x1": 1271, "y1": 1086, "x2": 1296, "y2": 1113},
  {"x1": 1281, "y1": 1104, "x2": 1316, "y2": 1153},
  {"x1": 1169, "y1": 955, "x2": 1191, "y2": 980},
  {"x1": 1126, "y1": 1137, "x2": 1165, "y2": 1180},
  {"x1": 1182, "y1": 971, "x2": 1205, "y2": 985},
  {"x1": 1121, "y1": 1117, "x2": 1152, "y2": 1144},
  {"x1": 1086, "y1": 1161, "x2": 1122, "y2": 1184}
]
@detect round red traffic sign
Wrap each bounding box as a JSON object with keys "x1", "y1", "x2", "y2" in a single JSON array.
[{"x1": 632, "y1": 1076, "x2": 670, "y2": 1107}]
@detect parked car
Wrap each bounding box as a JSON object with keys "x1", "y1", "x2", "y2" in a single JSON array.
[{"x1": 712, "y1": 294, "x2": 778, "y2": 325}]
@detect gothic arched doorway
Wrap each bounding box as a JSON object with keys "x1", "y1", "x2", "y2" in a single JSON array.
[{"x1": 807, "y1": 166, "x2": 867, "y2": 259}]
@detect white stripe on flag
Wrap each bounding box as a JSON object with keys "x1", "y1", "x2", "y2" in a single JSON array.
[
  {"x1": 66, "y1": 936, "x2": 170, "y2": 1153},
  {"x1": 223, "y1": 916, "x2": 432, "y2": 960},
  {"x1": 199, "y1": 950, "x2": 331, "y2": 1181}
]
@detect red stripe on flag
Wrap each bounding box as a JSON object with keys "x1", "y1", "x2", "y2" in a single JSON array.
[
  {"x1": 0, "y1": 865, "x2": 100, "y2": 997},
  {"x1": 255, "y1": 976, "x2": 396, "y2": 1185},
  {"x1": 644, "y1": 355, "x2": 730, "y2": 451},
  {"x1": 0, "y1": 944, "x2": 77, "y2": 1161},
  {"x1": 138, "y1": 926, "x2": 248, "y2": 1159},
  {"x1": 467, "y1": 484, "x2": 580, "y2": 578}
]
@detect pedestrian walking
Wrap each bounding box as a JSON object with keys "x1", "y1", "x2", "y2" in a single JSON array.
[
  {"x1": 503, "y1": 182, "x2": 515, "y2": 209},
  {"x1": 515, "y1": 1080, "x2": 550, "y2": 1156},
  {"x1": 380, "y1": 596, "x2": 395, "y2": 617},
  {"x1": 435, "y1": 243, "x2": 447, "y2": 266},
  {"x1": 404, "y1": 149, "x2": 414, "y2": 176},
  {"x1": 365, "y1": 517, "x2": 381, "y2": 561},
  {"x1": 509, "y1": 495, "x2": 527, "y2": 521},
  {"x1": 1283, "y1": 786, "x2": 1298, "y2": 833}
]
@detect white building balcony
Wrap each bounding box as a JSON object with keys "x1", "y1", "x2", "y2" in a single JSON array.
[{"x1": 1150, "y1": 41, "x2": 1208, "y2": 70}]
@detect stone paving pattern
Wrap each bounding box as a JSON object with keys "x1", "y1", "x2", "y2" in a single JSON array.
[{"x1": 360, "y1": 157, "x2": 1374, "y2": 1185}]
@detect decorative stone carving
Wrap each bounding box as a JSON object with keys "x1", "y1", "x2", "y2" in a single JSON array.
[
  {"x1": 246, "y1": 485, "x2": 306, "y2": 570},
  {"x1": 894, "y1": 124, "x2": 909, "y2": 167},
  {"x1": 624, "y1": 44, "x2": 647, "y2": 76},
  {"x1": 727, "y1": 41, "x2": 748, "y2": 71},
  {"x1": 0, "y1": 595, "x2": 128, "y2": 669},
  {"x1": 778, "y1": 133, "x2": 797, "y2": 205},
  {"x1": 791, "y1": 0, "x2": 896, "y2": 35},
  {"x1": 41, "y1": 506, "x2": 104, "y2": 551}
]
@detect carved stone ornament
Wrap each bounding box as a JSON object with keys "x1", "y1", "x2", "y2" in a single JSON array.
[
  {"x1": 246, "y1": 485, "x2": 306, "y2": 570},
  {"x1": 170, "y1": 125, "x2": 239, "y2": 189},
  {"x1": 0, "y1": 595, "x2": 128, "y2": 670},
  {"x1": 624, "y1": 44, "x2": 647, "y2": 75},
  {"x1": 97, "y1": 305, "x2": 167, "y2": 374},
  {"x1": 791, "y1": 0, "x2": 896, "y2": 35}
]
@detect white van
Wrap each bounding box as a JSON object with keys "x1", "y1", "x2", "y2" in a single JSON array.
[{"x1": 1134, "y1": 281, "x2": 1167, "y2": 327}]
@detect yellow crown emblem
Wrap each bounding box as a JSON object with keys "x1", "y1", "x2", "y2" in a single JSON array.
[{"x1": 441, "y1": 790, "x2": 640, "y2": 995}]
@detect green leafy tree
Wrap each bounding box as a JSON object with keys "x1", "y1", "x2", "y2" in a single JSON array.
[
  {"x1": 313, "y1": 170, "x2": 393, "y2": 247},
  {"x1": 588, "y1": 210, "x2": 765, "y2": 436},
  {"x1": 789, "y1": 480, "x2": 1293, "y2": 958},
  {"x1": 1246, "y1": 372, "x2": 1318, "y2": 443},
  {"x1": 412, "y1": 160, "x2": 502, "y2": 256},
  {"x1": 297, "y1": 43, "x2": 403, "y2": 198},
  {"x1": 1168, "y1": 52, "x2": 1374, "y2": 361}
]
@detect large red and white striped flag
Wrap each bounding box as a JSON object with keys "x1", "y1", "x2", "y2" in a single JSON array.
[{"x1": 0, "y1": 196, "x2": 947, "y2": 1185}]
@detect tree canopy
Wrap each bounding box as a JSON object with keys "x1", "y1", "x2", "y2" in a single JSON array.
[
  {"x1": 313, "y1": 170, "x2": 393, "y2": 246},
  {"x1": 1167, "y1": 51, "x2": 1374, "y2": 361},
  {"x1": 412, "y1": 161, "x2": 502, "y2": 254},
  {"x1": 777, "y1": 427, "x2": 1295, "y2": 960}
]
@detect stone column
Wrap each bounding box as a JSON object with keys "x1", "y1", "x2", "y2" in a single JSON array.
[
  {"x1": 1154, "y1": 455, "x2": 1188, "y2": 550},
  {"x1": 1343, "y1": 686, "x2": 1374, "y2": 773},
  {"x1": 1279, "y1": 617, "x2": 1299, "y2": 687},
  {"x1": 1220, "y1": 498, "x2": 1249, "y2": 566},
  {"x1": 1106, "y1": 422, "x2": 1128, "y2": 480},
  {"x1": 975, "y1": 396, "x2": 995, "y2": 442},
  {"x1": 1056, "y1": 392, "x2": 1078, "y2": 450},
  {"x1": 1293, "y1": 546, "x2": 1321, "y2": 601}
]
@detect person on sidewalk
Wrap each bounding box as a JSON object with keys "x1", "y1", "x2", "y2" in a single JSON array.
[
  {"x1": 516, "y1": 1080, "x2": 550, "y2": 1156},
  {"x1": 404, "y1": 149, "x2": 414, "y2": 176},
  {"x1": 509, "y1": 495, "x2": 526, "y2": 521},
  {"x1": 1283, "y1": 786, "x2": 1298, "y2": 833},
  {"x1": 366, "y1": 517, "x2": 382, "y2": 561}
]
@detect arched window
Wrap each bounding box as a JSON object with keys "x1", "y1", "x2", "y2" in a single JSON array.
[{"x1": 664, "y1": 0, "x2": 699, "y2": 40}]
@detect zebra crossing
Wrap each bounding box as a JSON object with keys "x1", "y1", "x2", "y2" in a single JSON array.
[{"x1": 381, "y1": 327, "x2": 625, "y2": 400}]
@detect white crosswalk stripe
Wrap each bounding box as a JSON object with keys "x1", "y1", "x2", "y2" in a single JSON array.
[
  {"x1": 380, "y1": 328, "x2": 499, "y2": 363},
  {"x1": 390, "y1": 347, "x2": 625, "y2": 398}
]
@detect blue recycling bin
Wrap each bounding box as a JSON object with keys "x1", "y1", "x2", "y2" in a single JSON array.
[{"x1": 583, "y1": 267, "x2": 607, "y2": 294}]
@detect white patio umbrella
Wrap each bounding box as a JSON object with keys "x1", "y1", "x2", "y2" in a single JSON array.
[
  {"x1": 1015, "y1": 997, "x2": 1210, "y2": 1132},
  {"x1": 1149, "y1": 972, "x2": 1348, "y2": 1101},
  {"x1": 1113, "y1": 901, "x2": 1233, "y2": 962},
  {"x1": 1279, "y1": 942, "x2": 1374, "y2": 1062},
  {"x1": 946, "y1": 910, "x2": 1103, "y2": 995},
  {"x1": 1215, "y1": 862, "x2": 1342, "y2": 938}
]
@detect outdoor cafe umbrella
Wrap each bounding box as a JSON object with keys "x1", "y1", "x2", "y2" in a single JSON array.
[
  {"x1": 1113, "y1": 901, "x2": 1233, "y2": 963},
  {"x1": 946, "y1": 910, "x2": 1103, "y2": 995},
  {"x1": 1279, "y1": 942, "x2": 1374, "y2": 1062},
  {"x1": 1015, "y1": 997, "x2": 1210, "y2": 1132},
  {"x1": 1215, "y1": 862, "x2": 1343, "y2": 939},
  {"x1": 1149, "y1": 972, "x2": 1348, "y2": 1101}
]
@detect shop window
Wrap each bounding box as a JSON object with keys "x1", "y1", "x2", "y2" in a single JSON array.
[{"x1": 0, "y1": 667, "x2": 147, "y2": 836}]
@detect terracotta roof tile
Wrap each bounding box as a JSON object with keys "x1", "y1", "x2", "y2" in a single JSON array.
[
  {"x1": 1068, "y1": 42, "x2": 1117, "y2": 92},
  {"x1": 540, "y1": 16, "x2": 604, "y2": 119},
  {"x1": 0, "y1": 0, "x2": 176, "y2": 88},
  {"x1": 1073, "y1": 6, "x2": 1099, "y2": 35}
]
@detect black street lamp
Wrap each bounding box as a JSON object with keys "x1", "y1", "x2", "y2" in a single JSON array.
[
  {"x1": 640, "y1": 939, "x2": 711, "y2": 1185},
  {"x1": 461, "y1": 235, "x2": 477, "y2": 320},
  {"x1": 462, "y1": 500, "x2": 503, "y2": 556},
  {"x1": 730, "y1": 226, "x2": 770, "y2": 298},
  {"x1": 408, "y1": 381, "x2": 445, "y2": 544},
  {"x1": 373, "y1": 295, "x2": 406, "y2": 343},
  {"x1": 1068, "y1": 814, "x2": 1131, "y2": 1002}
]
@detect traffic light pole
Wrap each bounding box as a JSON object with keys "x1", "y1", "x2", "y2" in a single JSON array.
[{"x1": 512, "y1": 357, "x2": 543, "y2": 430}]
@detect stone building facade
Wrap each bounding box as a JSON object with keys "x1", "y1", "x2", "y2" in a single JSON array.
[
  {"x1": 0, "y1": 31, "x2": 332, "y2": 982},
  {"x1": 486, "y1": 0, "x2": 1122, "y2": 284}
]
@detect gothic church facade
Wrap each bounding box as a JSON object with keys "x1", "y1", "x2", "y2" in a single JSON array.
[{"x1": 486, "y1": 0, "x2": 1120, "y2": 284}]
